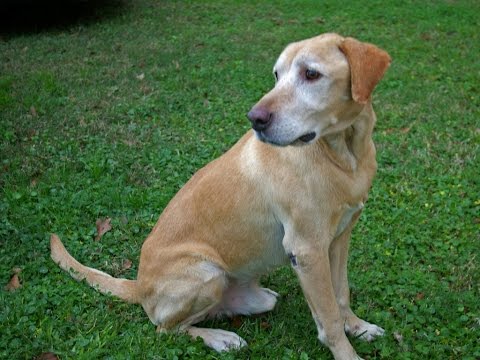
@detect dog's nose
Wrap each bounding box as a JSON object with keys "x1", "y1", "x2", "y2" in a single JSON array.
[{"x1": 247, "y1": 107, "x2": 272, "y2": 131}]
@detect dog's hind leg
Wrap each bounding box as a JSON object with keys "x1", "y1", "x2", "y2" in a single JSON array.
[
  {"x1": 144, "y1": 260, "x2": 248, "y2": 352},
  {"x1": 156, "y1": 302, "x2": 248, "y2": 352},
  {"x1": 208, "y1": 278, "x2": 278, "y2": 318}
]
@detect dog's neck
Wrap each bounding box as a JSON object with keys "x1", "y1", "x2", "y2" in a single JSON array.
[{"x1": 320, "y1": 104, "x2": 376, "y2": 172}]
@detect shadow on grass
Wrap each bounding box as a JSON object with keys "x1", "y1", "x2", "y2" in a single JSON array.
[{"x1": 0, "y1": 0, "x2": 129, "y2": 36}]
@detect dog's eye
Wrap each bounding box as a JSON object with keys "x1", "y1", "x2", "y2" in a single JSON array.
[{"x1": 305, "y1": 69, "x2": 321, "y2": 81}]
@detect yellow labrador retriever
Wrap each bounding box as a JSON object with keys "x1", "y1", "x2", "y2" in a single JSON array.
[{"x1": 51, "y1": 33, "x2": 390, "y2": 360}]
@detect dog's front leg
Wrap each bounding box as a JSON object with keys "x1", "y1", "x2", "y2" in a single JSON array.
[
  {"x1": 283, "y1": 232, "x2": 362, "y2": 360},
  {"x1": 330, "y1": 217, "x2": 385, "y2": 342}
]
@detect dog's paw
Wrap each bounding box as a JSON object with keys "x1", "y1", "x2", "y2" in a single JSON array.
[
  {"x1": 202, "y1": 328, "x2": 247, "y2": 352},
  {"x1": 345, "y1": 318, "x2": 385, "y2": 342},
  {"x1": 260, "y1": 287, "x2": 279, "y2": 297},
  {"x1": 188, "y1": 327, "x2": 247, "y2": 352},
  {"x1": 256, "y1": 287, "x2": 279, "y2": 312}
]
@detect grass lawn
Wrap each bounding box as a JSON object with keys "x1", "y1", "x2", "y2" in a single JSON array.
[{"x1": 1, "y1": 0, "x2": 479, "y2": 359}]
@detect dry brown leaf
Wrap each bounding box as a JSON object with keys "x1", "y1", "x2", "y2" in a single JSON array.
[
  {"x1": 28, "y1": 129, "x2": 37, "y2": 138},
  {"x1": 95, "y1": 217, "x2": 112, "y2": 241},
  {"x1": 5, "y1": 273, "x2": 21, "y2": 291},
  {"x1": 231, "y1": 316, "x2": 243, "y2": 329},
  {"x1": 122, "y1": 259, "x2": 132, "y2": 270},
  {"x1": 260, "y1": 321, "x2": 271, "y2": 329},
  {"x1": 141, "y1": 84, "x2": 152, "y2": 95},
  {"x1": 35, "y1": 352, "x2": 59, "y2": 360},
  {"x1": 420, "y1": 32, "x2": 432, "y2": 41},
  {"x1": 30, "y1": 106, "x2": 38, "y2": 117}
]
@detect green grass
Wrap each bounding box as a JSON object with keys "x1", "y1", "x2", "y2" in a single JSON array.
[{"x1": 1, "y1": 0, "x2": 479, "y2": 359}]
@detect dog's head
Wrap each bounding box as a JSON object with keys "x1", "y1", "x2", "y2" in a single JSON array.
[{"x1": 247, "y1": 33, "x2": 391, "y2": 146}]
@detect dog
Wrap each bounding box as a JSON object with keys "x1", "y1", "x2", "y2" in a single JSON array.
[{"x1": 51, "y1": 33, "x2": 391, "y2": 360}]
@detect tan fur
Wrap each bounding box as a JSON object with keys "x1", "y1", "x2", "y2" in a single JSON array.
[{"x1": 51, "y1": 33, "x2": 390, "y2": 360}]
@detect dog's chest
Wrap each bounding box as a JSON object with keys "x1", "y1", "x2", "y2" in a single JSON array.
[
  {"x1": 231, "y1": 223, "x2": 287, "y2": 281},
  {"x1": 335, "y1": 202, "x2": 364, "y2": 237}
]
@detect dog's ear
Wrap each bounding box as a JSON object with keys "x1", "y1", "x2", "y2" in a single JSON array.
[{"x1": 339, "y1": 37, "x2": 391, "y2": 104}]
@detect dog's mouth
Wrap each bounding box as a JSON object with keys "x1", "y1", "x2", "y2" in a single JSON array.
[
  {"x1": 298, "y1": 132, "x2": 316, "y2": 143},
  {"x1": 255, "y1": 131, "x2": 317, "y2": 146}
]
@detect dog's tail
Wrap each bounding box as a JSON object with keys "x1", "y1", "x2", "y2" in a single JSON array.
[{"x1": 50, "y1": 234, "x2": 139, "y2": 304}]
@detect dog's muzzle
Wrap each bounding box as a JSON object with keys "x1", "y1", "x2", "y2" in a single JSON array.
[{"x1": 247, "y1": 107, "x2": 272, "y2": 132}]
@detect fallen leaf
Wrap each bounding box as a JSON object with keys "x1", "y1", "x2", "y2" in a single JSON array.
[
  {"x1": 231, "y1": 316, "x2": 243, "y2": 329},
  {"x1": 28, "y1": 128, "x2": 37, "y2": 138},
  {"x1": 173, "y1": 60, "x2": 180, "y2": 69},
  {"x1": 141, "y1": 84, "x2": 152, "y2": 95},
  {"x1": 136, "y1": 73, "x2": 145, "y2": 80},
  {"x1": 420, "y1": 32, "x2": 432, "y2": 41},
  {"x1": 5, "y1": 274, "x2": 21, "y2": 291},
  {"x1": 400, "y1": 127, "x2": 411, "y2": 134},
  {"x1": 275, "y1": 19, "x2": 284, "y2": 26},
  {"x1": 260, "y1": 321, "x2": 271, "y2": 329},
  {"x1": 95, "y1": 217, "x2": 112, "y2": 241},
  {"x1": 415, "y1": 292, "x2": 425, "y2": 301},
  {"x1": 35, "y1": 352, "x2": 59, "y2": 360},
  {"x1": 30, "y1": 106, "x2": 38, "y2": 117},
  {"x1": 106, "y1": 300, "x2": 115, "y2": 310},
  {"x1": 122, "y1": 259, "x2": 132, "y2": 270}
]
